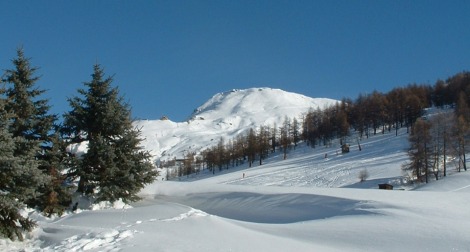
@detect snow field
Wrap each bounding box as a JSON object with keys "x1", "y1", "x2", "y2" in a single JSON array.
[{"x1": 3, "y1": 129, "x2": 470, "y2": 251}]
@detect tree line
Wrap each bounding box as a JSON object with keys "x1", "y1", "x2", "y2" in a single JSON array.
[
  {"x1": 403, "y1": 77, "x2": 470, "y2": 183},
  {"x1": 182, "y1": 72, "x2": 469, "y2": 182},
  {"x1": 160, "y1": 117, "x2": 302, "y2": 179},
  {"x1": 0, "y1": 49, "x2": 157, "y2": 241}
]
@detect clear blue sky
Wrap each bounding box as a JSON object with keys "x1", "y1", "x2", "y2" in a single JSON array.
[{"x1": 1, "y1": 0, "x2": 469, "y2": 121}]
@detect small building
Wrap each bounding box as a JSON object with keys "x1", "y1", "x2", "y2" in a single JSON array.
[{"x1": 378, "y1": 183, "x2": 393, "y2": 190}]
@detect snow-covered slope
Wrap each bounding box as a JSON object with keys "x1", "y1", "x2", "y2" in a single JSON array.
[
  {"x1": 135, "y1": 88, "x2": 337, "y2": 161},
  {"x1": 5, "y1": 128, "x2": 470, "y2": 251},
  {"x1": 181, "y1": 129, "x2": 410, "y2": 189}
]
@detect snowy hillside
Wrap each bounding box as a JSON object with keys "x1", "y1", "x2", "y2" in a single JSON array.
[
  {"x1": 4, "y1": 128, "x2": 470, "y2": 251},
  {"x1": 135, "y1": 88, "x2": 337, "y2": 161},
  {"x1": 180, "y1": 129, "x2": 410, "y2": 189}
]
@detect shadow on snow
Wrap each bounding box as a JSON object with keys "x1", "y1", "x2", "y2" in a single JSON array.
[{"x1": 162, "y1": 192, "x2": 379, "y2": 224}]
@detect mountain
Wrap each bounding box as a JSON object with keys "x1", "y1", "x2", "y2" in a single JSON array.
[{"x1": 135, "y1": 88, "x2": 337, "y2": 161}]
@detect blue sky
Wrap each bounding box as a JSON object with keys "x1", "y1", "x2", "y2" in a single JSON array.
[{"x1": 1, "y1": 0, "x2": 469, "y2": 121}]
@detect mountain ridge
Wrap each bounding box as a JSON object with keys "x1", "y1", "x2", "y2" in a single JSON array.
[{"x1": 136, "y1": 87, "x2": 337, "y2": 161}]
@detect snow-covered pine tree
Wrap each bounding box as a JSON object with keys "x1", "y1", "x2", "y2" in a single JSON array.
[
  {"x1": 63, "y1": 64, "x2": 157, "y2": 203},
  {"x1": 1, "y1": 48, "x2": 69, "y2": 215}
]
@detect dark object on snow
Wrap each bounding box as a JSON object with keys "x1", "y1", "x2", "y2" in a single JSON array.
[
  {"x1": 378, "y1": 184, "x2": 393, "y2": 190},
  {"x1": 72, "y1": 202, "x2": 79, "y2": 212},
  {"x1": 341, "y1": 144, "x2": 350, "y2": 153}
]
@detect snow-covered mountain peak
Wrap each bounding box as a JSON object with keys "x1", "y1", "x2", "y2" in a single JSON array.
[
  {"x1": 191, "y1": 87, "x2": 336, "y2": 122},
  {"x1": 136, "y1": 88, "x2": 337, "y2": 161}
]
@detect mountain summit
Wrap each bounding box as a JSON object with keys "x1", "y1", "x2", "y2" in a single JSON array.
[
  {"x1": 190, "y1": 88, "x2": 335, "y2": 124},
  {"x1": 136, "y1": 88, "x2": 337, "y2": 161}
]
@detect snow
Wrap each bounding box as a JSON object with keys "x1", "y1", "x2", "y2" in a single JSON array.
[
  {"x1": 5, "y1": 128, "x2": 469, "y2": 252},
  {"x1": 135, "y1": 88, "x2": 337, "y2": 161},
  {"x1": 3, "y1": 88, "x2": 470, "y2": 251}
]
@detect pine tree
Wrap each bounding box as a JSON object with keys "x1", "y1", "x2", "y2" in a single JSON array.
[
  {"x1": 39, "y1": 131, "x2": 73, "y2": 216},
  {"x1": 0, "y1": 97, "x2": 46, "y2": 241},
  {"x1": 2, "y1": 48, "x2": 56, "y2": 142},
  {"x1": 63, "y1": 64, "x2": 157, "y2": 203},
  {"x1": 1, "y1": 48, "x2": 65, "y2": 215}
]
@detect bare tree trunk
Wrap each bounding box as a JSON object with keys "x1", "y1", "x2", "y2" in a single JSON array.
[
  {"x1": 424, "y1": 142, "x2": 429, "y2": 183},
  {"x1": 443, "y1": 137, "x2": 447, "y2": 177},
  {"x1": 434, "y1": 146, "x2": 439, "y2": 180},
  {"x1": 463, "y1": 142, "x2": 467, "y2": 171}
]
